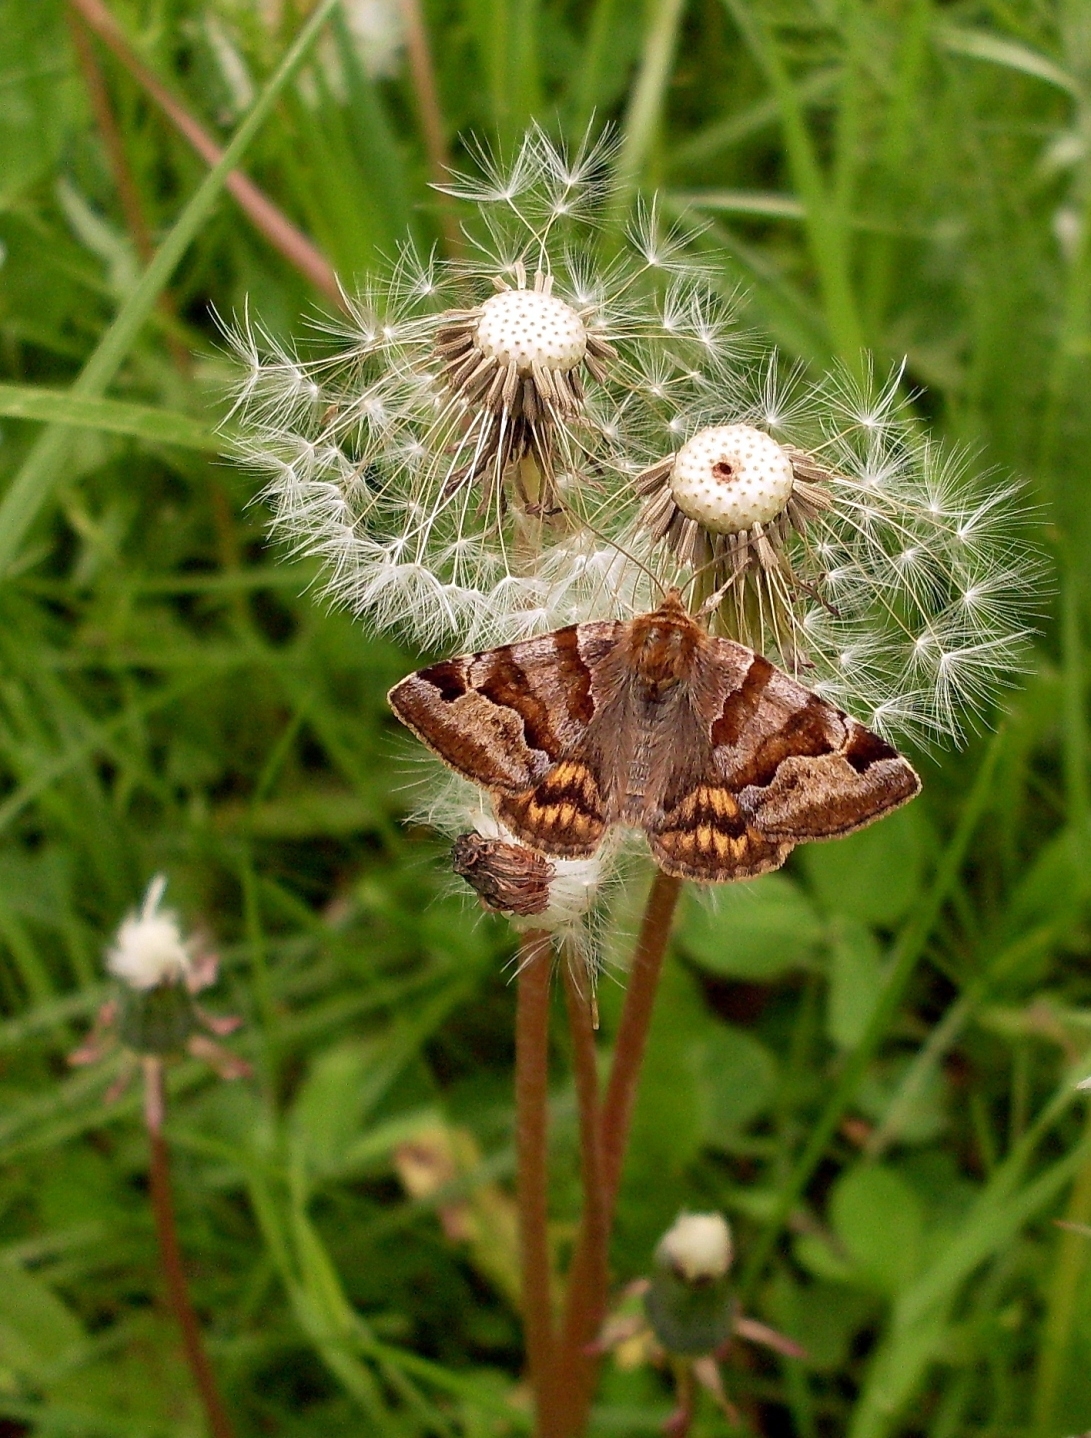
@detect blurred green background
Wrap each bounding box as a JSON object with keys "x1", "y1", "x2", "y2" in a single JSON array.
[{"x1": 2, "y1": 0, "x2": 1091, "y2": 1434}]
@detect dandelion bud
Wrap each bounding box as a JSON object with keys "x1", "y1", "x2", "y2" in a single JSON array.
[
  {"x1": 645, "y1": 1213, "x2": 735, "y2": 1357},
  {"x1": 71, "y1": 878, "x2": 249, "y2": 1087}
]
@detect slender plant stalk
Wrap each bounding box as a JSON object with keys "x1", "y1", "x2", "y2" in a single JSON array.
[
  {"x1": 516, "y1": 932, "x2": 560, "y2": 1438},
  {"x1": 600, "y1": 871, "x2": 684, "y2": 1204},
  {"x1": 1032, "y1": 1108, "x2": 1091, "y2": 1434},
  {"x1": 65, "y1": 0, "x2": 341, "y2": 305},
  {"x1": 558, "y1": 870, "x2": 683, "y2": 1435},
  {"x1": 394, "y1": 0, "x2": 463, "y2": 258},
  {"x1": 556, "y1": 960, "x2": 608, "y2": 1434},
  {"x1": 67, "y1": 7, "x2": 193, "y2": 377},
  {"x1": 0, "y1": 0, "x2": 343, "y2": 578},
  {"x1": 143, "y1": 1059, "x2": 235, "y2": 1438}
]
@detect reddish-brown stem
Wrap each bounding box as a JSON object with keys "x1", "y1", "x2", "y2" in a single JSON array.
[
  {"x1": 144, "y1": 1060, "x2": 236, "y2": 1438},
  {"x1": 600, "y1": 871, "x2": 684, "y2": 1206},
  {"x1": 516, "y1": 932, "x2": 561, "y2": 1438},
  {"x1": 66, "y1": 0, "x2": 343, "y2": 307},
  {"x1": 556, "y1": 960, "x2": 609, "y2": 1434},
  {"x1": 67, "y1": 6, "x2": 193, "y2": 376},
  {"x1": 558, "y1": 869, "x2": 684, "y2": 1434},
  {"x1": 394, "y1": 0, "x2": 463, "y2": 258}
]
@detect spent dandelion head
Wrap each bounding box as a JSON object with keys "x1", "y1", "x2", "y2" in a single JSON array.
[
  {"x1": 71, "y1": 877, "x2": 250, "y2": 1105},
  {"x1": 626, "y1": 359, "x2": 1045, "y2": 744},
  {"x1": 225, "y1": 125, "x2": 745, "y2": 648}
]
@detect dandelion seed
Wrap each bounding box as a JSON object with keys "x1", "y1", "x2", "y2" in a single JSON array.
[
  {"x1": 624, "y1": 361, "x2": 1044, "y2": 743},
  {"x1": 225, "y1": 126, "x2": 744, "y2": 648}
]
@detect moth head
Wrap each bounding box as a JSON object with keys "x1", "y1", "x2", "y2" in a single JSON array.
[{"x1": 627, "y1": 594, "x2": 706, "y2": 694}]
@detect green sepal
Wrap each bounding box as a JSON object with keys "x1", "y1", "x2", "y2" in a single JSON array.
[
  {"x1": 117, "y1": 980, "x2": 197, "y2": 1056},
  {"x1": 645, "y1": 1257, "x2": 734, "y2": 1357}
]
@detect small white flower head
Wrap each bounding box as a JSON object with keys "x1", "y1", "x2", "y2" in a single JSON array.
[
  {"x1": 226, "y1": 126, "x2": 744, "y2": 648},
  {"x1": 628, "y1": 360, "x2": 1045, "y2": 744},
  {"x1": 106, "y1": 876, "x2": 192, "y2": 992},
  {"x1": 656, "y1": 1212, "x2": 734, "y2": 1285}
]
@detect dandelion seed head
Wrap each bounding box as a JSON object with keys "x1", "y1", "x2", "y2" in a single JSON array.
[
  {"x1": 668, "y1": 424, "x2": 796, "y2": 535},
  {"x1": 107, "y1": 876, "x2": 191, "y2": 992}
]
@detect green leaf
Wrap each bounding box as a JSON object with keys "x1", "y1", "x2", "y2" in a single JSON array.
[
  {"x1": 831, "y1": 1165, "x2": 924, "y2": 1297},
  {"x1": 826, "y1": 918, "x2": 887, "y2": 1049},
  {"x1": 696, "y1": 1024, "x2": 777, "y2": 1144},
  {"x1": 800, "y1": 805, "x2": 928, "y2": 926},
  {"x1": 0, "y1": 1261, "x2": 84, "y2": 1380},
  {"x1": 0, "y1": 385, "x2": 222, "y2": 451},
  {"x1": 677, "y1": 873, "x2": 824, "y2": 979},
  {"x1": 0, "y1": 0, "x2": 78, "y2": 206}
]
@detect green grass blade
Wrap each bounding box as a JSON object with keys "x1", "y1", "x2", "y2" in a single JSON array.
[
  {"x1": 0, "y1": 0, "x2": 343, "y2": 579},
  {"x1": 0, "y1": 385, "x2": 222, "y2": 452}
]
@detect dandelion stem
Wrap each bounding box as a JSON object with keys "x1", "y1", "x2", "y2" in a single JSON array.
[
  {"x1": 515, "y1": 932, "x2": 560, "y2": 1437},
  {"x1": 600, "y1": 871, "x2": 684, "y2": 1205},
  {"x1": 556, "y1": 960, "x2": 608, "y2": 1434},
  {"x1": 143, "y1": 1059, "x2": 235, "y2": 1438},
  {"x1": 557, "y1": 870, "x2": 683, "y2": 1434}
]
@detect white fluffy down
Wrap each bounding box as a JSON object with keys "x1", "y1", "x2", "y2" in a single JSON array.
[
  {"x1": 106, "y1": 876, "x2": 191, "y2": 991},
  {"x1": 475, "y1": 289, "x2": 587, "y2": 373},
  {"x1": 657, "y1": 1212, "x2": 734, "y2": 1282},
  {"x1": 669, "y1": 423, "x2": 795, "y2": 534}
]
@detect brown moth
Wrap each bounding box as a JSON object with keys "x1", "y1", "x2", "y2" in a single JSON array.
[
  {"x1": 451, "y1": 833, "x2": 555, "y2": 917},
  {"x1": 389, "y1": 592, "x2": 920, "y2": 883}
]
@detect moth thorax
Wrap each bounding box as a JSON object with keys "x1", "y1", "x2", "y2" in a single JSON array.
[
  {"x1": 669, "y1": 424, "x2": 795, "y2": 535},
  {"x1": 630, "y1": 609, "x2": 702, "y2": 694},
  {"x1": 474, "y1": 289, "x2": 587, "y2": 374}
]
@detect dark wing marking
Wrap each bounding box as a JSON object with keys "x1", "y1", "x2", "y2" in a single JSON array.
[
  {"x1": 646, "y1": 780, "x2": 793, "y2": 881},
  {"x1": 387, "y1": 620, "x2": 619, "y2": 795},
  {"x1": 497, "y1": 758, "x2": 607, "y2": 858}
]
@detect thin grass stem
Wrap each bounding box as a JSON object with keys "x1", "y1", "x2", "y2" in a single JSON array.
[
  {"x1": 66, "y1": 0, "x2": 340, "y2": 305},
  {"x1": 67, "y1": 6, "x2": 193, "y2": 377},
  {"x1": 395, "y1": 0, "x2": 462, "y2": 258},
  {"x1": 515, "y1": 932, "x2": 560, "y2": 1437},
  {"x1": 0, "y1": 0, "x2": 343, "y2": 579},
  {"x1": 143, "y1": 1059, "x2": 235, "y2": 1438}
]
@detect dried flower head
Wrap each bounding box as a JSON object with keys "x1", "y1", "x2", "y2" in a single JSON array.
[
  {"x1": 106, "y1": 875, "x2": 192, "y2": 991},
  {"x1": 656, "y1": 1211, "x2": 734, "y2": 1285},
  {"x1": 71, "y1": 877, "x2": 250, "y2": 1103},
  {"x1": 597, "y1": 1212, "x2": 805, "y2": 1433},
  {"x1": 226, "y1": 126, "x2": 744, "y2": 647},
  {"x1": 628, "y1": 362, "x2": 1044, "y2": 744}
]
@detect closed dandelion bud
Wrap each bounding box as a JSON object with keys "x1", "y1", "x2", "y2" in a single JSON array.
[{"x1": 645, "y1": 1213, "x2": 735, "y2": 1357}]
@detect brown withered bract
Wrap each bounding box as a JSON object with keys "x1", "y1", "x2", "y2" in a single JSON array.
[
  {"x1": 389, "y1": 592, "x2": 920, "y2": 883},
  {"x1": 451, "y1": 833, "x2": 555, "y2": 917}
]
